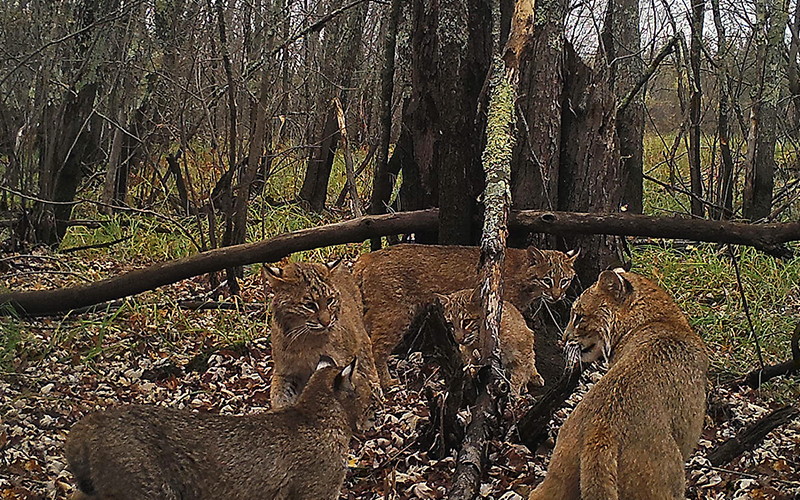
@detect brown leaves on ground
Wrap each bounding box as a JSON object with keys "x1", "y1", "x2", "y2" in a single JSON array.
[{"x1": 1, "y1": 254, "x2": 799, "y2": 499}]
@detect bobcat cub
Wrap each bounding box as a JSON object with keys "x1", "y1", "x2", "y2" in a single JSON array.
[
  {"x1": 528, "y1": 270, "x2": 708, "y2": 500},
  {"x1": 264, "y1": 259, "x2": 381, "y2": 419},
  {"x1": 66, "y1": 357, "x2": 361, "y2": 500},
  {"x1": 354, "y1": 244, "x2": 578, "y2": 388},
  {"x1": 437, "y1": 288, "x2": 545, "y2": 395}
]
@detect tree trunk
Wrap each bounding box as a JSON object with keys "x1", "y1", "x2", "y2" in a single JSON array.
[
  {"x1": 369, "y1": 0, "x2": 402, "y2": 250},
  {"x1": 743, "y1": 0, "x2": 788, "y2": 221},
  {"x1": 688, "y1": 0, "x2": 706, "y2": 218},
  {"x1": 603, "y1": 0, "x2": 644, "y2": 214},
  {"x1": 711, "y1": 0, "x2": 735, "y2": 219},
  {"x1": 101, "y1": 107, "x2": 127, "y2": 213},
  {"x1": 788, "y1": 0, "x2": 800, "y2": 136},
  {"x1": 507, "y1": 0, "x2": 566, "y2": 247},
  {"x1": 34, "y1": 83, "x2": 99, "y2": 246},
  {"x1": 402, "y1": 0, "x2": 491, "y2": 245},
  {"x1": 558, "y1": 44, "x2": 623, "y2": 286},
  {"x1": 299, "y1": 0, "x2": 369, "y2": 212}
]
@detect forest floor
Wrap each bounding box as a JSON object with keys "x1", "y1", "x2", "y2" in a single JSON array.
[{"x1": 1, "y1": 243, "x2": 799, "y2": 500}]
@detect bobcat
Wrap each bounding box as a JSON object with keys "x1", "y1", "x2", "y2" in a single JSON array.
[
  {"x1": 65, "y1": 357, "x2": 361, "y2": 500},
  {"x1": 353, "y1": 244, "x2": 578, "y2": 388},
  {"x1": 264, "y1": 260, "x2": 381, "y2": 419},
  {"x1": 528, "y1": 270, "x2": 709, "y2": 500},
  {"x1": 437, "y1": 288, "x2": 545, "y2": 395}
]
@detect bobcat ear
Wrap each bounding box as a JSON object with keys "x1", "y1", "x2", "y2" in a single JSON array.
[
  {"x1": 433, "y1": 292, "x2": 450, "y2": 305},
  {"x1": 566, "y1": 248, "x2": 581, "y2": 261},
  {"x1": 324, "y1": 257, "x2": 343, "y2": 271},
  {"x1": 316, "y1": 354, "x2": 336, "y2": 371},
  {"x1": 334, "y1": 357, "x2": 357, "y2": 391},
  {"x1": 263, "y1": 265, "x2": 285, "y2": 285},
  {"x1": 597, "y1": 270, "x2": 632, "y2": 301},
  {"x1": 527, "y1": 247, "x2": 545, "y2": 263}
]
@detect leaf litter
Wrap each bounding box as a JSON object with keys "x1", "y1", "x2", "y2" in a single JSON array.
[{"x1": 1, "y1": 254, "x2": 799, "y2": 499}]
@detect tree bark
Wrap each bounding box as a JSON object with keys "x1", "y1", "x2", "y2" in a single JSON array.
[
  {"x1": 688, "y1": 0, "x2": 705, "y2": 218},
  {"x1": 743, "y1": 0, "x2": 788, "y2": 221},
  {"x1": 369, "y1": 0, "x2": 402, "y2": 250},
  {"x1": 711, "y1": 0, "x2": 735, "y2": 220},
  {"x1": 34, "y1": 83, "x2": 100, "y2": 247},
  {"x1": 603, "y1": 0, "x2": 644, "y2": 214},
  {"x1": 402, "y1": 0, "x2": 491, "y2": 245},
  {"x1": 558, "y1": 43, "x2": 623, "y2": 285}
]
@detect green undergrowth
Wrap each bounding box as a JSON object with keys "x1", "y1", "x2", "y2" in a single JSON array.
[
  {"x1": 4, "y1": 139, "x2": 800, "y2": 402},
  {"x1": 632, "y1": 242, "x2": 800, "y2": 400}
]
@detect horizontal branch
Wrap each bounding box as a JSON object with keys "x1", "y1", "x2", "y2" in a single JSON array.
[
  {"x1": 509, "y1": 211, "x2": 799, "y2": 257},
  {"x1": 5, "y1": 208, "x2": 800, "y2": 317}
]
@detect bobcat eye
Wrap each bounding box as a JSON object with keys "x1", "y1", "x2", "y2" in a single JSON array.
[
  {"x1": 572, "y1": 313, "x2": 583, "y2": 325},
  {"x1": 327, "y1": 297, "x2": 337, "y2": 306},
  {"x1": 303, "y1": 301, "x2": 318, "y2": 312},
  {"x1": 560, "y1": 278, "x2": 572, "y2": 288},
  {"x1": 543, "y1": 277, "x2": 554, "y2": 287}
]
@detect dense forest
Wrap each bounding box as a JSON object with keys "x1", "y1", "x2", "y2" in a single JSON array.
[{"x1": 1, "y1": 0, "x2": 800, "y2": 498}]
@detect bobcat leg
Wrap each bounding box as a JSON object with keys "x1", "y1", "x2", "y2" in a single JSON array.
[
  {"x1": 270, "y1": 372, "x2": 305, "y2": 408},
  {"x1": 580, "y1": 428, "x2": 619, "y2": 500}
]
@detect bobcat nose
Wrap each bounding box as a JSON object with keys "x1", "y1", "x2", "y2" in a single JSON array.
[{"x1": 318, "y1": 308, "x2": 332, "y2": 327}]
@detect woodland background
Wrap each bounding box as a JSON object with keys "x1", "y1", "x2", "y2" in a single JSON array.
[{"x1": 1, "y1": 0, "x2": 800, "y2": 498}]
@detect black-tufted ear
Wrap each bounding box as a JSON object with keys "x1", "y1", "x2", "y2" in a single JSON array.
[
  {"x1": 324, "y1": 257, "x2": 343, "y2": 271},
  {"x1": 262, "y1": 265, "x2": 286, "y2": 286},
  {"x1": 316, "y1": 354, "x2": 336, "y2": 371},
  {"x1": 527, "y1": 247, "x2": 546, "y2": 264},
  {"x1": 597, "y1": 270, "x2": 633, "y2": 302},
  {"x1": 566, "y1": 248, "x2": 581, "y2": 262},
  {"x1": 334, "y1": 357, "x2": 357, "y2": 392},
  {"x1": 433, "y1": 292, "x2": 450, "y2": 307}
]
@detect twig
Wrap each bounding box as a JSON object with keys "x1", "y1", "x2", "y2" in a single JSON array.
[
  {"x1": 618, "y1": 35, "x2": 679, "y2": 114},
  {"x1": 727, "y1": 245, "x2": 765, "y2": 371},
  {"x1": 61, "y1": 235, "x2": 132, "y2": 253}
]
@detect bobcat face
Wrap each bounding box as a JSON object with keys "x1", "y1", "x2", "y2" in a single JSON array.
[
  {"x1": 563, "y1": 268, "x2": 631, "y2": 366},
  {"x1": 438, "y1": 289, "x2": 480, "y2": 347},
  {"x1": 265, "y1": 261, "x2": 342, "y2": 341},
  {"x1": 523, "y1": 248, "x2": 579, "y2": 306}
]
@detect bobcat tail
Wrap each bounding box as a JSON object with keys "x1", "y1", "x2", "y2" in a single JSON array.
[{"x1": 580, "y1": 427, "x2": 619, "y2": 500}]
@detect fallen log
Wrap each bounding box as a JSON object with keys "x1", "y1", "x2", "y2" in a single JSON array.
[
  {"x1": 5, "y1": 208, "x2": 800, "y2": 316},
  {"x1": 708, "y1": 405, "x2": 800, "y2": 466},
  {"x1": 509, "y1": 211, "x2": 798, "y2": 258},
  {"x1": 0, "y1": 210, "x2": 438, "y2": 316}
]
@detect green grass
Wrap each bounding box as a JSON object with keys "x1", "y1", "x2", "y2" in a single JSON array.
[
  {"x1": 4, "y1": 137, "x2": 800, "y2": 401},
  {"x1": 632, "y1": 242, "x2": 800, "y2": 394}
]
